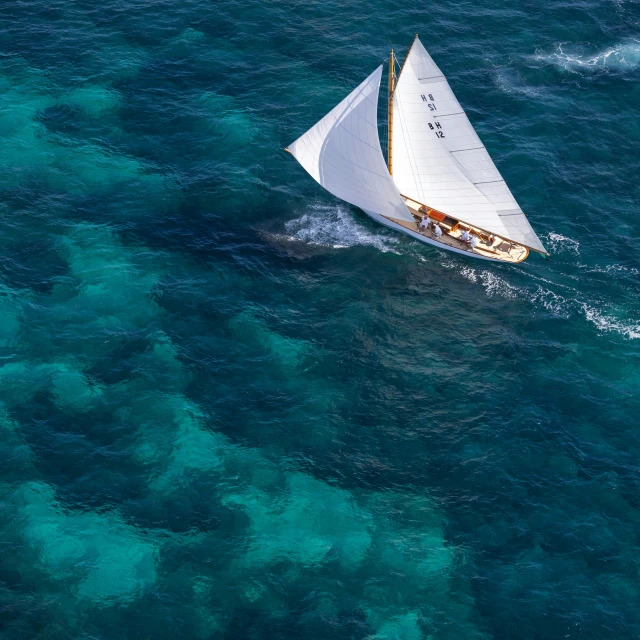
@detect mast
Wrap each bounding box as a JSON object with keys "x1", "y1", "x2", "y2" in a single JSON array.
[
  {"x1": 387, "y1": 49, "x2": 395, "y2": 175},
  {"x1": 388, "y1": 36, "x2": 417, "y2": 178}
]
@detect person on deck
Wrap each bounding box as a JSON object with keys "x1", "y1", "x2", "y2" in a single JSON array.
[
  {"x1": 433, "y1": 224, "x2": 443, "y2": 239},
  {"x1": 460, "y1": 229, "x2": 471, "y2": 242},
  {"x1": 469, "y1": 235, "x2": 479, "y2": 249},
  {"x1": 419, "y1": 216, "x2": 430, "y2": 233}
]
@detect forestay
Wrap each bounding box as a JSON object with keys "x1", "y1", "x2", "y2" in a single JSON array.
[
  {"x1": 391, "y1": 37, "x2": 547, "y2": 253},
  {"x1": 288, "y1": 66, "x2": 415, "y2": 224}
]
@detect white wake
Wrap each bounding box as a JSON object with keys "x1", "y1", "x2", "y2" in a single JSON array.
[
  {"x1": 534, "y1": 40, "x2": 640, "y2": 73},
  {"x1": 282, "y1": 207, "x2": 640, "y2": 340},
  {"x1": 284, "y1": 204, "x2": 400, "y2": 253},
  {"x1": 445, "y1": 258, "x2": 640, "y2": 340}
]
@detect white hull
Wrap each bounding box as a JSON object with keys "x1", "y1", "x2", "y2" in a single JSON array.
[{"x1": 363, "y1": 210, "x2": 499, "y2": 262}]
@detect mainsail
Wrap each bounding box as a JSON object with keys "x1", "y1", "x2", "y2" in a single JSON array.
[
  {"x1": 288, "y1": 66, "x2": 415, "y2": 224},
  {"x1": 391, "y1": 37, "x2": 547, "y2": 253}
]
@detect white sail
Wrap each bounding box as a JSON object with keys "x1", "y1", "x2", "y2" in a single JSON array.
[
  {"x1": 288, "y1": 66, "x2": 415, "y2": 224},
  {"x1": 392, "y1": 38, "x2": 547, "y2": 253}
]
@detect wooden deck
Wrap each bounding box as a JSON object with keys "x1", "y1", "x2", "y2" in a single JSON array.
[{"x1": 402, "y1": 197, "x2": 529, "y2": 264}]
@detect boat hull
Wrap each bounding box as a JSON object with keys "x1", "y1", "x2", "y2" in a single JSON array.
[{"x1": 362, "y1": 210, "x2": 501, "y2": 262}]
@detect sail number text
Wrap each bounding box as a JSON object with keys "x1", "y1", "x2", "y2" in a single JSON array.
[
  {"x1": 421, "y1": 94, "x2": 437, "y2": 110},
  {"x1": 421, "y1": 94, "x2": 445, "y2": 138}
]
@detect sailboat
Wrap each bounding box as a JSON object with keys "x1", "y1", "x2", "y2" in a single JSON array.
[{"x1": 286, "y1": 36, "x2": 548, "y2": 263}]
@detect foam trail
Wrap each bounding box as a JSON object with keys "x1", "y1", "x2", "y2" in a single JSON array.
[
  {"x1": 284, "y1": 204, "x2": 400, "y2": 253},
  {"x1": 579, "y1": 304, "x2": 640, "y2": 340},
  {"x1": 535, "y1": 41, "x2": 640, "y2": 73},
  {"x1": 544, "y1": 233, "x2": 580, "y2": 256},
  {"x1": 444, "y1": 258, "x2": 640, "y2": 340},
  {"x1": 577, "y1": 263, "x2": 639, "y2": 276}
]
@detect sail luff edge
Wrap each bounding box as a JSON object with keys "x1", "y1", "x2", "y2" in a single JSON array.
[{"x1": 396, "y1": 33, "x2": 420, "y2": 84}]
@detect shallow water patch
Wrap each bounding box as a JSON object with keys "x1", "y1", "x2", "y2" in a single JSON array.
[
  {"x1": 16, "y1": 481, "x2": 158, "y2": 604},
  {"x1": 228, "y1": 308, "x2": 310, "y2": 370},
  {"x1": 224, "y1": 471, "x2": 373, "y2": 570}
]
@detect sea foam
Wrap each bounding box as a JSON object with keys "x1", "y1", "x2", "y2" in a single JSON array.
[
  {"x1": 535, "y1": 40, "x2": 640, "y2": 73},
  {"x1": 284, "y1": 204, "x2": 400, "y2": 252},
  {"x1": 446, "y1": 258, "x2": 640, "y2": 339}
]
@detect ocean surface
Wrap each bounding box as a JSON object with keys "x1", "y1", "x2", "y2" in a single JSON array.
[{"x1": 1, "y1": 0, "x2": 639, "y2": 638}]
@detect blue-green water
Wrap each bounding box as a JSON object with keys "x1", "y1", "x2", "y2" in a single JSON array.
[{"x1": 1, "y1": 0, "x2": 639, "y2": 637}]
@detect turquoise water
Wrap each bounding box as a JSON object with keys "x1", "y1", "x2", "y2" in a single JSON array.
[{"x1": 1, "y1": 0, "x2": 639, "y2": 637}]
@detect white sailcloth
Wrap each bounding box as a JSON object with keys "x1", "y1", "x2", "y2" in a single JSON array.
[
  {"x1": 288, "y1": 66, "x2": 415, "y2": 224},
  {"x1": 392, "y1": 38, "x2": 547, "y2": 253}
]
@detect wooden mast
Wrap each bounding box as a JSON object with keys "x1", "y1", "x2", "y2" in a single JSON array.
[
  {"x1": 387, "y1": 49, "x2": 395, "y2": 175},
  {"x1": 388, "y1": 35, "x2": 418, "y2": 176}
]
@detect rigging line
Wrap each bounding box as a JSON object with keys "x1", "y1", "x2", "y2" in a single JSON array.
[{"x1": 393, "y1": 54, "x2": 400, "y2": 90}]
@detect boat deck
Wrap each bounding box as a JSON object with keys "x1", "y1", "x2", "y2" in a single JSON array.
[{"x1": 402, "y1": 197, "x2": 529, "y2": 263}]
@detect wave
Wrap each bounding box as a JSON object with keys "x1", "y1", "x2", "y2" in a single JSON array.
[
  {"x1": 446, "y1": 258, "x2": 640, "y2": 339},
  {"x1": 579, "y1": 303, "x2": 640, "y2": 340},
  {"x1": 544, "y1": 232, "x2": 580, "y2": 256},
  {"x1": 535, "y1": 40, "x2": 640, "y2": 74},
  {"x1": 494, "y1": 68, "x2": 543, "y2": 98},
  {"x1": 577, "y1": 262, "x2": 639, "y2": 276},
  {"x1": 282, "y1": 211, "x2": 640, "y2": 340},
  {"x1": 283, "y1": 204, "x2": 400, "y2": 253}
]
